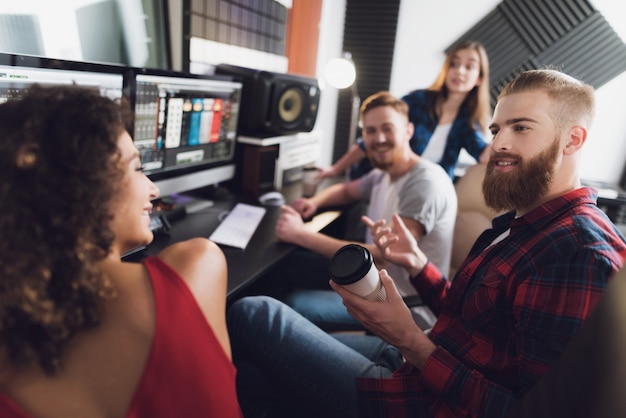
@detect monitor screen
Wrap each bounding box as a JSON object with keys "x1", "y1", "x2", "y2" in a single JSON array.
[
  {"x1": 129, "y1": 70, "x2": 243, "y2": 197},
  {"x1": 0, "y1": 53, "x2": 125, "y2": 102}
]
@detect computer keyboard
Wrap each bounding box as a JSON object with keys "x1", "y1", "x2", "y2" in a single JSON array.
[{"x1": 209, "y1": 203, "x2": 267, "y2": 249}]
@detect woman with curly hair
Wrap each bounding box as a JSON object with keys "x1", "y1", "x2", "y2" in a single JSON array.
[{"x1": 0, "y1": 85, "x2": 242, "y2": 417}]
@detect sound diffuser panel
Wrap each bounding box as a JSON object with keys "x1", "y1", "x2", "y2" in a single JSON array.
[{"x1": 449, "y1": 0, "x2": 626, "y2": 107}]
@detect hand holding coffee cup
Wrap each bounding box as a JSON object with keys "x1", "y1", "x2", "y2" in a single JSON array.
[{"x1": 329, "y1": 244, "x2": 387, "y2": 302}]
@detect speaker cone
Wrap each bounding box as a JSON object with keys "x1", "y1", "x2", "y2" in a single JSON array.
[
  {"x1": 215, "y1": 64, "x2": 320, "y2": 135},
  {"x1": 278, "y1": 87, "x2": 303, "y2": 123}
]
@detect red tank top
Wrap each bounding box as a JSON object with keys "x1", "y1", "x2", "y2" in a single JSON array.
[{"x1": 0, "y1": 256, "x2": 242, "y2": 417}]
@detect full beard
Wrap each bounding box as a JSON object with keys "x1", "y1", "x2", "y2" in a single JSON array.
[{"x1": 482, "y1": 138, "x2": 560, "y2": 213}]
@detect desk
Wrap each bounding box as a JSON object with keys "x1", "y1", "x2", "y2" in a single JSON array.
[{"x1": 124, "y1": 182, "x2": 343, "y2": 300}]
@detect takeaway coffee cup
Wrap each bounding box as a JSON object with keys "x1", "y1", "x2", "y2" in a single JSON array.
[
  {"x1": 329, "y1": 244, "x2": 386, "y2": 302},
  {"x1": 301, "y1": 165, "x2": 319, "y2": 197}
]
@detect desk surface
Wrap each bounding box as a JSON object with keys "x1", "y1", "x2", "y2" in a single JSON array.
[{"x1": 124, "y1": 182, "x2": 342, "y2": 300}]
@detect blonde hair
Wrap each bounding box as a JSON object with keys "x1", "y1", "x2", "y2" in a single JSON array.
[
  {"x1": 429, "y1": 41, "x2": 491, "y2": 133},
  {"x1": 498, "y1": 68, "x2": 595, "y2": 132},
  {"x1": 359, "y1": 90, "x2": 409, "y2": 122}
]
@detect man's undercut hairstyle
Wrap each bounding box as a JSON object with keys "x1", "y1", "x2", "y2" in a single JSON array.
[{"x1": 498, "y1": 68, "x2": 595, "y2": 132}]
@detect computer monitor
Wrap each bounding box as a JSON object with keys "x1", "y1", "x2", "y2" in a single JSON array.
[
  {"x1": 127, "y1": 69, "x2": 243, "y2": 197},
  {"x1": 0, "y1": 53, "x2": 126, "y2": 102}
]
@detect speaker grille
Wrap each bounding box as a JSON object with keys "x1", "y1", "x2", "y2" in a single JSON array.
[
  {"x1": 215, "y1": 64, "x2": 320, "y2": 136},
  {"x1": 277, "y1": 87, "x2": 304, "y2": 124}
]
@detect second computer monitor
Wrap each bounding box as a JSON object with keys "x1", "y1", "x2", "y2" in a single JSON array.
[{"x1": 130, "y1": 70, "x2": 243, "y2": 197}]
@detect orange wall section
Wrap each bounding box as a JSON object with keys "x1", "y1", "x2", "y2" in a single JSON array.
[{"x1": 285, "y1": 0, "x2": 323, "y2": 77}]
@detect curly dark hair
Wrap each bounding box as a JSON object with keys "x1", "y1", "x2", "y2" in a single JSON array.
[{"x1": 0, "y1": 85, "x2": 132, "y2": 375}]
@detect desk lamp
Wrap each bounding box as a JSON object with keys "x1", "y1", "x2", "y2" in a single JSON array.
[{"x1": 324, "y1": 52, "x2": 360, "y2": 168}]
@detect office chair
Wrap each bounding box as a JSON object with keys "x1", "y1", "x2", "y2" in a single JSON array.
[
  {"x1": 507, "y1": 267, "x2": 626, "y2": 418},
  {"x1": 450, "y1": 163, "x2": 502, "y2": 278}
]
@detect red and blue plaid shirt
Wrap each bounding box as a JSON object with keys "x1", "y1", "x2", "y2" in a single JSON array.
[{"x1": 357, "y1": 187, "x2": 626, "y2": 418}]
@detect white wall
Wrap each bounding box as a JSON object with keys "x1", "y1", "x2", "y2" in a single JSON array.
[
  {"x1": 316, "y1": 0, "x2": 626, "y2": 184},
  {"x1": 312, "y1": 0, "x2": 347, "y2": 168}
]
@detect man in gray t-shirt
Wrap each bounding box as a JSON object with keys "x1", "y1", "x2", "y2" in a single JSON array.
[
  {"x1": 360, "y1": 158, "x2": 456, "y2": 285},
  {"x1": 273, "y1": 91, "x2": 457, "y2": 331}
]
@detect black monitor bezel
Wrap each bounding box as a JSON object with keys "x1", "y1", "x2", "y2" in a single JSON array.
[{"x1": 0, "y1": 52, "x2": 131, "y2": 92}]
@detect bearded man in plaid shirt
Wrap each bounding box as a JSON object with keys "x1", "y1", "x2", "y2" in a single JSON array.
[{"x1": 227, "y1": 68, "x2": 626, "y2": 418}]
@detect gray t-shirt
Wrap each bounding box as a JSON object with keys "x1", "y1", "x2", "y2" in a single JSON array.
[{"x1": 359, "y1": 159, "x2": 457, "y2": 297}]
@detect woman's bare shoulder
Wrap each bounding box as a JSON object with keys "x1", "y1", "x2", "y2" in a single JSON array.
[
  {"x1": 154, "y1": 238, "x2": 227, "y2": 296},
  {"x1": 156, "y1": 238, "x2": 224, "y2": 273}
]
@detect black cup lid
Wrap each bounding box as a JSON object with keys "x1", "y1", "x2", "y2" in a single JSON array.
[{"x1": 329, "y1": 244, "x2": 373, "y2": 285}]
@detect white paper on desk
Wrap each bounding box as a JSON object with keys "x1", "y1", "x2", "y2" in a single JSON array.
[{"x1": 209, "y1": 203, "x2": 266, "y2": 249}]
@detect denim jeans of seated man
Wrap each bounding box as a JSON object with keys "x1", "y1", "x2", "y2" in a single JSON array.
[
  {"x1": 227, "y1": 295, "x2": 404, "y2": 418},
  {"x1": 274, "y1": 247, "x2": 366, "y2": 332},
  {"x1": 277, "y1": 247, "x2": 436, "y2": 333},
  {"x1": 284, "y1": 289, "x2": 364, "y2": 332}
]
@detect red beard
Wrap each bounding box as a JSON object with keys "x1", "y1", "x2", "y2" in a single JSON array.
[{"x1": 482, "y1": 138, "x2": 560, "y2": 213}]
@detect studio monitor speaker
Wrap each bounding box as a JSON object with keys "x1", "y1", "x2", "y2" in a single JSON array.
[
  {"x1": 238, "y1": 144, "x2": 279, "y2": 197},
  {"x1": 216, "y1": 64, "x2": 320, "y2": 136}
]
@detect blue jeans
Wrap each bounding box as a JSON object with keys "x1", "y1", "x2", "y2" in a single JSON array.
[
  {"x1": 284, "y1": 289, "x2": 365, "y2": 332},
  {"x1": 277, "y1": 248, "x2": 367, "y2": 332},
  {"x1": 275, "y1": 248, "x2": 437, "y2": 332},
  {"x1": 227, "y1": 296, "x2": 404, "y2": 418}
]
